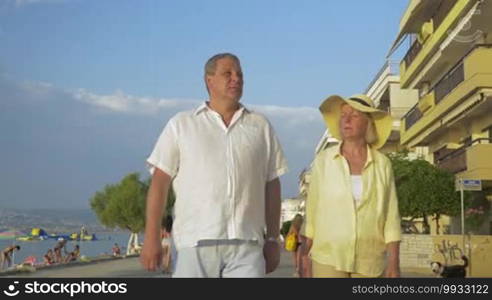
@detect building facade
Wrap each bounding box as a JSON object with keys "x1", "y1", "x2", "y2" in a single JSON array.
[{"x1": 390, "y1": 0, "x2": 492, "y2": 234}]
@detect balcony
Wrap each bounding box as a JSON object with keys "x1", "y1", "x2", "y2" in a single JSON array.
[
  {"x1": 403, "y1": 104, "x2": 422, "y2": 131},
  {"x1": 402, "y1": 44, "x2": 492, "y2": 134},
  {"x1": 436, "y1": 139, "x2": 492, "y2": 176},
  {"x1": 434, "y1": 63, "x2": 464, "y2": 104},
  {"x1": 403, "y1": 38, "x2": 423, "y2": 71},
  {"x1": 399, "y1": 0, "x2": 477, "y2": 88},
  {"x1": 436, "y1": 146, "x2": 467, "y2": 174}
]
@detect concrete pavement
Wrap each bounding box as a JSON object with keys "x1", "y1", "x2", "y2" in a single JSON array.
[{"x1": 3, "y1": 249, "x2": 431, "y2": 278}]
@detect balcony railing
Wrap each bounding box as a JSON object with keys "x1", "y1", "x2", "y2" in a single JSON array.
[
  {"x1": 400, "y1": 0, "x2": 458, "y2": 70},
  {"x1": 437, "y1": 148, "x2": 467, "y2": 174},
  {"x1": 403, "y1": 44, "x2": 492, "y2": 132},
  {"x1": 404, "y1": 104, "x2": 422, "y2": 131},
  {"x1": 403, "y1": 38, "x2": 423, "y2": 69},
  {"x1": 436, "y1": 138, "x2": 492, "y2": 174},
  {"x1": 364, "y1": 60, "x2": 400, "y2": 94},
  {"x1": 434, "y1": 63, "x2": 465, "y2": 104}
]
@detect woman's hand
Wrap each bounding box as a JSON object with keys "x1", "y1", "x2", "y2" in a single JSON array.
[
  {"x1": 385, "y1": 241, "x2": 400, "y2": 278},
  {"x1": 385, "y1": 262, "x2": 400, "y2": 278}
]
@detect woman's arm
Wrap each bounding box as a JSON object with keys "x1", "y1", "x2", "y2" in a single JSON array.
[{"x1": 298, "y1": 235, "x2": 313, "y2": 277}]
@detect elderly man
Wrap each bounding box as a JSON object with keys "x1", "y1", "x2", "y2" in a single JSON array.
[{"x1": 141, "y1": 53, "x2": 288, "y2": 277}]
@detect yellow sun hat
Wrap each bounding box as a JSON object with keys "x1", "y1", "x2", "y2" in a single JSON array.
[{"x1": 319, "y1": 94, "x2": 393, "y2": 150}]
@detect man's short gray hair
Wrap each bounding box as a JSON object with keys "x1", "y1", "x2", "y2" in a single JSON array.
[
  {"x1": 204, "y1": 53, "x2": 240, "y2": 95},
  {"x1": 204, "y1": 53, "x2": 240, "y2": 76}
]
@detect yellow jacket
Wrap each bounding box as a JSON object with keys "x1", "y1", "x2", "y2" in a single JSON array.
[{"x1": 303, "y1": 143, "x2": 401, "y2": 276}]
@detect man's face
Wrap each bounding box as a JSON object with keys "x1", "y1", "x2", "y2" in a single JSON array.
[
  {"x1": 339, "y1": 104, "x2": 368, "y2": 140},
  {"x1": 206, "y1": 57, "x2": 243, "y2": 103}
]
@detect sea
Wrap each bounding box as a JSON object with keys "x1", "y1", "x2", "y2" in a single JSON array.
[{"x1": 0, "y1": 232, "x2": 138, "y2": 266}]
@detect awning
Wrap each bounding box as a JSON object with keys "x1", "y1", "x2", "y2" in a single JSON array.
[{"x1": 387, "y1": 0, "x2": 443, "y2": 57}]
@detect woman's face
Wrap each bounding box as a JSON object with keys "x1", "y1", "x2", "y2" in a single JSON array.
[{"x1": 339, "y1": 104, "x2": 368, "y2": 141}]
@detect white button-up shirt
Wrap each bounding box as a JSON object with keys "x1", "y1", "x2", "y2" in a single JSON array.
[{"x1": 147, "y1": 102, "x2": 288, "y2": 250}]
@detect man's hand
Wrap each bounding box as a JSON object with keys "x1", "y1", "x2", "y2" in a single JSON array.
[
  {"x1": 264, "y1": 178, "x2": 281, "y2": 274},
  {"x1": 140, "y1": 237, "x2": 163, "y2": 272},
  {"x1": 140, "y1": 168, "x2": 171, "y2": 272},
  {"x1": 263, "y1": 240, "x2": 280, "y2": 274}
]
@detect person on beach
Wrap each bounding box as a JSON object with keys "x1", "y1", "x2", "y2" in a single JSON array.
[
  {"x1": 160, "y1": 215, "x2": 174, "y2": 273},
  {"x1": 64, "y1": 245, "x2": 80, "y2": 263},
  {"x1": 141, "y1": 53, "x2": 288, "y2": 278},
  {"x1": 43, "y1": 249, "x2": 55, "y2": 265},
  {"x1": 1, "y1": 245, "x2": 20, "y2": 270},
  {"x1": 112, "y1": 243, "x2": 121, "y2": 257},
  {"x1": 53, "y1": 239, "x2": 68, "y2": 263},
  {"x1": 286, "y1": 214, "x2": 304, "y2": 277},
  {"x1": 301, "y1": 94, "x2": 401, "y2": 278}
]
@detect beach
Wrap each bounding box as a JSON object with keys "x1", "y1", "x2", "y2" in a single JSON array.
[
  {"x1": 2, "y1": 249, "x2": 431, "y2": 278},
  {"x1": 0, "y1": 232, "x2": 133, "y2": 267}
]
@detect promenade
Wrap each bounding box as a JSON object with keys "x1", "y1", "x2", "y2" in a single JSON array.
[{"x1": 3, "y1": 249, "x2": 431, "y2": 278}]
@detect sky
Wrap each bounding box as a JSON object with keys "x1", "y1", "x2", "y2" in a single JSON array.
[{"x1": 0, "y1": 0, "x2": 410, "y2": 209}]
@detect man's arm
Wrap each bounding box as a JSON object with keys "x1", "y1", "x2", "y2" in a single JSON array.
[
  {"x1": 265, "y1": 178, "x2": 281, "y2": 239},
  {"x1": 264, "y1": 178, "x2": 281, "y2": 274},
  {"x1": 140, "y1": 168, "x2": 171, "y2": 271}
]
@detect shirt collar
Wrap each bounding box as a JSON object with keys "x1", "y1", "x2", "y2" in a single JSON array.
[
  {"x1": 333, "y1": 142, "x2": 374, "y2": 168},
  {"x1": 194, "y1": 101, "x2": 250, "y2": 116}
]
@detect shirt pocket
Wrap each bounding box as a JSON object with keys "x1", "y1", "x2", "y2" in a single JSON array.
[{"x1": 235, "y1": 125, "x2": 267, "y2": 164}]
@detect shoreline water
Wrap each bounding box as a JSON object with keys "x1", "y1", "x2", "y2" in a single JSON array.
[
  {"x1": 0, "y1": 253, "x2": 141, "y2": 277},
  {"x1": 0, "y1": 232, "x2": 139, "y2": 269}
]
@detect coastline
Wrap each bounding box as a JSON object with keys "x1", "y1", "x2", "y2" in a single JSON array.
[{"x1": 0, "y1": 254, "x2": 140, "y2": 277}]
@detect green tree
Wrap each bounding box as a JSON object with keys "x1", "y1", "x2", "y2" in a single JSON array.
[
  {"x1": 143, "y1": 177, "x2": 176, "y2": 220},
  {"x1": 90, "y1": 173, "x2": 147, "y2": 233},
  {"x1": 91, "y1": 173, "x2": 177, "y2": 254},
  {"x1": 464, "y1": 191, "x2": 490, "y2": 233},
  {"x1": 388, "y1": 151, "x2": 461, "y2": 234}
]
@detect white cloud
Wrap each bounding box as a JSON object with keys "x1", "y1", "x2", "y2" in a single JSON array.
[
  {"x1": 71, "y1": 88, "x2": 322, "y2": 128},
  {"x1": 20, "y1": 80, "x2": 55, "y2": 94},
  {"x1": 14, "y1": 0, "x2": 64, "y2": 6},
  {"x1": 3, "y1": 76, "x2": 326, "y2": 204},
  {"x1": 73, "y1": 89, "x2": 199, "y2": 115},
  {"x1": 0, "y1": 0, "x2": 66, "y2": 8}
]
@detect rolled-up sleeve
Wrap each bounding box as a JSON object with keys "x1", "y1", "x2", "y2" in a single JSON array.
[
  {"x1": 384, "y1": 162, "x2": 402, "y2": 244},
  {"x1": 146, "y1": 117, "x2": 180, "y2": 178}
]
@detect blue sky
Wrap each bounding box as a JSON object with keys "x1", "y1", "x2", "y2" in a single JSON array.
[{"x1": 0, "y1": 0, "x2": 410, "y2": 209}]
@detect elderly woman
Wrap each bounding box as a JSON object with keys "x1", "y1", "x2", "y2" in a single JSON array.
[{"x1": 301, "y1": 94, "x2": 401, "y2": 278}]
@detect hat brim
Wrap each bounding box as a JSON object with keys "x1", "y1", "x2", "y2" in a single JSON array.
[{"x1": 319, "y1": 95, "x2": 393, "y2": 150}]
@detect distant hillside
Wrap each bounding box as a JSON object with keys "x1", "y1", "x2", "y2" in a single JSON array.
[{"x1": 0, "y1": 208, "x2": 117, "y2": 234}]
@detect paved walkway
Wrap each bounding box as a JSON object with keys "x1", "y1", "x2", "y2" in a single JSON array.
[{"x1": 3, "y1": 250, "x2": 431, "y2": 278}]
